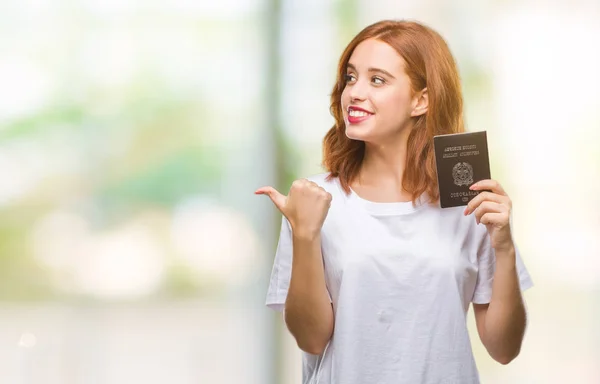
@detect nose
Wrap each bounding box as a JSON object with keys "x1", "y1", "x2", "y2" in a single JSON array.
[{"x1": 348, "y1": 78, "x2": 368, "y2": 102}]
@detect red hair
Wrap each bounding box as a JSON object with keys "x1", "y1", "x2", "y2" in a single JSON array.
[{"x1": 323, "y1": 20, "x2": 465, "y2": 204}]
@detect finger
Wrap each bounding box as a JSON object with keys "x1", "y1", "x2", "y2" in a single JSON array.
[
  {"x1": 480, "y1": 211, "x2": 510, "y2": 226},
  {"x1": 307, "y1": 181, "x2": 323, "y2": 192},
  {"x1": 474, "y1": 201, "x2": 506, "y2": 225},
  {"x1": 255, "y1": 186, "x2": 287, "y2": 212},
  {"x1": 290, "y1": 179, "x2": 311, "y2": 194},
  {"x1": 464, "y1": 191, "x2": 509, "y2": 216},
  {"x1": 469, "y1": 179, "x2": 507, "y2": 196}
]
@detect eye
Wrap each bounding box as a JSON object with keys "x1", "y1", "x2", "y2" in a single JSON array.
[
  {"x1": 344, "y1": 73, "x2": 356, "y2": 83},
  {"x1": 372, "y1": 76, "x2": 385, "y2": 85}
]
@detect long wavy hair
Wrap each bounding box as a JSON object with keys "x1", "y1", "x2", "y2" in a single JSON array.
[{"x1": 323, "y1": 20, "x2": 465, "y2": 204}]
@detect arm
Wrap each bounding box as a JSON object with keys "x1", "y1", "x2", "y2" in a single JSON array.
[
  {"x1": 473, "y1": 245, "x2": 527, "y2": 365},
  {"x1": 256, "y1": 179, "x2": 335, "y2": 355},
  {"x1": 466, "y1": 179, "x2": 529, "y2": 365},
  {"x1": 284, "y1": 232, "x2": 334, "y2": 355}
]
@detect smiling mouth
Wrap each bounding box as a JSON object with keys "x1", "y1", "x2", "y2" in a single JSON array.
[
  {"x1": 347, "y1": 107, "x2": 373, "y2": 124},
  {"x1": 350, "y1": 108, "x2": 371, "y2": 116}
]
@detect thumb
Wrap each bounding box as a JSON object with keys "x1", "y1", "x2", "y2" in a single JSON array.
[{"x1": 255, "y1": 186, "x2": 287, "y2": 212}]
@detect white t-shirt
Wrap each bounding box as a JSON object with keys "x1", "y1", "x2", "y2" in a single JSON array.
[{"x1": 266, "y1": 172, "x2": 533, "y2": 384}]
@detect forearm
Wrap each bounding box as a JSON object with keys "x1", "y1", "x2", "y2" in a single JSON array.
[
  {"x1": 484, "y1": 246, "x2": 526, "y2": 363},
  {"x1": 284, "y1": 233, "x2": 334, "y2": 355}
]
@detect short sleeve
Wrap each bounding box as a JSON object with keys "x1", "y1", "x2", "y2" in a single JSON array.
[
  {"x1": 265, "y1": 216, "x2": 293, "y2": 312},
  {"x1": 471, "y1": 233, "x2": 534, "y2": 304}
]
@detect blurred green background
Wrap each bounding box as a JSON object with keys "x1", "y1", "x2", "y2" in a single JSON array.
[{"x1": 0, "y1": 0, "x2": 598, "y2": 383}]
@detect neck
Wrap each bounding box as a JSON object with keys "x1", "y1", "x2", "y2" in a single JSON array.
[{"x1": 358, "y1": 128, "x2": 411, "y2": 190}]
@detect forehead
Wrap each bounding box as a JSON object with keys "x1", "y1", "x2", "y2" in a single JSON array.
[{"x1": 347, "y1": 38, "x2": 406, "y2": 73}]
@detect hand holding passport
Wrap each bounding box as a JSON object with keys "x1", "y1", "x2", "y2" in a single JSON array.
[{"x1": 433, "y1": 131, "x2": 491, "y2": 208}]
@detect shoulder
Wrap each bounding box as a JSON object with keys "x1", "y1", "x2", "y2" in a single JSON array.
[
  {"x1": 304, "y1": 172, "x2": 333, "y2": 184},
  {"x1": 303, "y1": 172, "x2": 343, "y2": 193},
  {"x1": 300, "y1": 172, "x2": 352, "y2": 202}
]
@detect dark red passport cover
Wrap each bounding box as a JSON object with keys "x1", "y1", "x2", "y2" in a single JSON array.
[{"x1": 433, "y1": 131, "x2": 491, "y2": 208}]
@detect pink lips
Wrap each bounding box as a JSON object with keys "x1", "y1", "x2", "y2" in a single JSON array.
[{"x1": 347, "y1": 106, "x2": 373, "y2": 125}]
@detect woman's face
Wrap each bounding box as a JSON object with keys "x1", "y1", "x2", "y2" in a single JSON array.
[{"x1": 341, "y1": 38, "x2": 426, "y2": 144}]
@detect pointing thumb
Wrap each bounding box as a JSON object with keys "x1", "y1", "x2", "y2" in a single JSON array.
[{"x1": 255, "y1": 186, "x2": 287, "y2": 213}]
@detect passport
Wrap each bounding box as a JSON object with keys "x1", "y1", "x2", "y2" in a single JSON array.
[{"x1": 433, "y1": 131, "x2": 491, "y2": 208}]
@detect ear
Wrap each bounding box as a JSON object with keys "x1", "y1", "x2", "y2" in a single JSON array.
[{"x1": 410, "y1": 87, "x2": 428, "y2": 117}]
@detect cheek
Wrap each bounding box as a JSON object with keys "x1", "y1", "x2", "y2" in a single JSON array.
[
  {"x1": 376, "y1": 91, "x2": 411, "y2": 119},
  {"x1": 393, "y1": 87, "x2": 414, "y2": 107},
  {"x1": 340, "y1": 87, "x2": 350, "y2": 106},
  {"x1": 340, "y1": 88, "x2": 352, "y2": 119}
]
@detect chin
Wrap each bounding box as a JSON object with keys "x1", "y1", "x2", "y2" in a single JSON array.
[{"x1": 345, "y1": 126, "x2": 374, "y2": 142}]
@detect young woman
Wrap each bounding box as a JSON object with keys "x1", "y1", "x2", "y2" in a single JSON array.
[{"x1": 256, "y1": 19, "x2": 533, "y2": 384}]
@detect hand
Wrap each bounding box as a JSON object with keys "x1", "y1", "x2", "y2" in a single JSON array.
[
  {"x1": 463, "y1": 179, "x2": 514, "y2": 252},
  {"x1": 255, "y1": 179, "x2": 332, "y2": 239}
]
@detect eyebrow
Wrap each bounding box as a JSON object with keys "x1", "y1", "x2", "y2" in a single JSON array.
[{"x1": 347, "y1": 63, "x2": 396, "y2": 79}]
